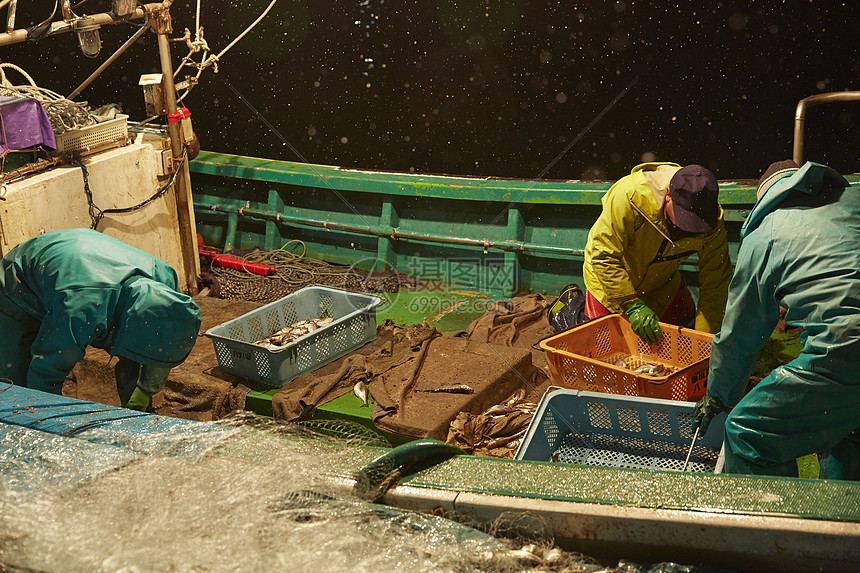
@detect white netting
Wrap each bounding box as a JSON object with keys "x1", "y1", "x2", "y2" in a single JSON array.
[
  {"x1": 0, "y1": 411, "x2": 669, "y2": 573},
  {"x1": 0, "y1": 62, "x2": 104, "y2": 134}
]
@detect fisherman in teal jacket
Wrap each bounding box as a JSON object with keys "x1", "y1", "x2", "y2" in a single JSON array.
[
  {"x1": 693, "y1": 160, "x2": 860, "y2": 480},
  {"x1": 0, "y1": 228, "x2": 201, "y2": 412}
]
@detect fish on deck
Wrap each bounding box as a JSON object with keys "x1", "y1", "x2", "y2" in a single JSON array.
[{"x1": 254, "y1": 317, "x2": 334, "y2": 348}]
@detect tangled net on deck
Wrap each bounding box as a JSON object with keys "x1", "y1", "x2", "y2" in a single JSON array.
[
  {"x1": 206, "y1": 240, "x2": 418, "y2": 303},
  {"x1": 0, "y1": 63, "x2": 101, "y2": 134}
]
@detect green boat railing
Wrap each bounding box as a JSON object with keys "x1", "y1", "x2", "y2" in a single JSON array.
[{"x1": 188, "y1": 152, "x2": 778, "y2": 298}]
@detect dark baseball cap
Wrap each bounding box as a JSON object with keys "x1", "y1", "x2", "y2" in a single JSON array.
[{"x1": 668, "y1": 164, "x2": 720, "y2": 233}]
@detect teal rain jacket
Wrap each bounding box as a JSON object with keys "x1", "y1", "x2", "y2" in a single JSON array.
[
  {"x1": 0, "y1": 228, "x2": 201, "y2": 398},
  {"x1": 707, "y1": 162, "x2": 860, "y2": 478}
]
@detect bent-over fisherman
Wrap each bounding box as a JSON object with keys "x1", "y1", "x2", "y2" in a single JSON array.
[
  {"x1": 0, "y1": 228, "x2": 201, "y2": 412},
  {"x1": 581, "y1": 163, "x2": 734, "y2": 344},
  {"x1": 693, "y1": 161, "x2": 860, "y2": 480}
]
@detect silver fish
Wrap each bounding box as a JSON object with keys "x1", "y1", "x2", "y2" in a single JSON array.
[
  {"x1": 486, "y1": 430, "x2": 526, "y2": 450},
  {"x1": 353, "y1": 380, "x2": 369, "y2": 406},
  {"x1": 505, "y1": 388, "x2": 527, "y2": 408},
  {"x1": 423, "y1": 384, "x2": 474, "y2": 394},
  {"x1": 634, "y1": 362, "x2": 673, "y2": 376},
  {"x1": 516, "y1": 401, "x2": 537, "y2": 414},
  {"x1": 484, "y1": 404, "x2": 516, "y2": 417},
  {"x1": 255, "y1": 316, "x2": 334, "y2": 348}
]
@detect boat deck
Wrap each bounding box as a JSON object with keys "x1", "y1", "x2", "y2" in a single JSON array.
[{"x1": 51, "y1": 288, "x2": 860, "y2": 571}]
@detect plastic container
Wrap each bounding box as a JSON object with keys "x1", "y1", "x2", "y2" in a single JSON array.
[
  {"x1": 55, "y1": 114, "x2": 129, "y2": 155},
  {"x1": 205, "y1": 286, "x2": 382, "y2": 387},
  {"x1": 539, "y1": 314, "x2": 713, "y2": 401},
  {"x1": 515, "y1": 388, "x2": 726, "y2": 473}
]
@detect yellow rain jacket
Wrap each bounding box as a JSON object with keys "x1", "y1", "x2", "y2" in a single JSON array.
[{"x1": 583, "y1": 162, "x2": 733, "y2": 333}]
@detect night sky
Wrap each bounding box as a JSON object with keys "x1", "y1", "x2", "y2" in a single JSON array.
[{"x1": 6, "y1": 0, "x2": 859, "y2": 181}]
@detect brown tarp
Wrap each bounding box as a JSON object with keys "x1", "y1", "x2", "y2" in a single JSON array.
[
  {"x1": 274, "y1": 294, "x2": 557, "y2": 446},
  {"x1": 368, "y1": 336, "x2": 540, "y2": 439},
  {"x1": 271, "y1": 319, "x2": 439, "y2": 422},
  {"x1": 63, "y1": 292, "x2": 559, "y2": 459},
  {"x1": 457, "y1": 293, "x2": 555, "y2": 381},
  {"x1": 441, "y1": 293, "x2": 556, "y2": 457}
]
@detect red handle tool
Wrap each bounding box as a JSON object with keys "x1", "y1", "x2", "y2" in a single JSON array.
[{"x1": 197, "y1": 235, "x2": 277, "y2": 276}]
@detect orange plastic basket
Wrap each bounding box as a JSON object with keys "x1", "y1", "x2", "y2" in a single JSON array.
[{"x1": 539, "y1": 314, "x2": 713, "y2": 401}]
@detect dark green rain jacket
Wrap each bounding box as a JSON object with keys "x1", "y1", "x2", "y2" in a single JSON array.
[
  {"x1": 708, "y1": 162, "x2": 860, "y2": 406},
  {"x1": 0, "y1": 228, "x2": 201, "y2": 394},
  {"x1": 706, "y1": 162, "x2": 860, "y2": 476}
]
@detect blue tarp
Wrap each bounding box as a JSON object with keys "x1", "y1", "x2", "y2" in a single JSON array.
[
  {"x1": 0, "y1": 384, "x2": 239, "y2": 491},
  {"x1": 0, "y1": 383, "x2": 231, "y2": 444}
]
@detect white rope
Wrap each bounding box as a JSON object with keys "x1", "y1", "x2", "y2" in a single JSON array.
[
  {"x1": 0, "y1": 62, "x2": 37, "y2": 88},
  {"x1": 173, "y1": 0, "x2": 279, "y2": 101},
  {"x1": 208, "y1": 0, "x2": 279, "y2": 66},
  {"x1": 195, "y1": 0, "x2": 201, "y2": 43},
  {"x1": 0, "y1": 63, "x2": 97, "y2": 133}
]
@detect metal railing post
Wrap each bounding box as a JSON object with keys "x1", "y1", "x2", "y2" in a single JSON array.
[{"x1": 793, "y1": 91, "x2": 860, "y2": 165}]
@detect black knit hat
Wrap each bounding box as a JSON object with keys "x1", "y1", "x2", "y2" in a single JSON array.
[
  {"x1": 756, "y1": 160, "x2": 800, "y2": 199},
  {"x1": 669, "y1": 164, "x2": 720, "y2": 233}
]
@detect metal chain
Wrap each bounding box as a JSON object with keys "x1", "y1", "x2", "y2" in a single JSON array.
[{"x1": 72, "y1": 155, "x2": 104, "y2": 230}]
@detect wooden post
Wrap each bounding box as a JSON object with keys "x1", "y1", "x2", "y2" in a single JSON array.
[{"x1": 157, "y1": 31, "x2": 200, "y2": 295}]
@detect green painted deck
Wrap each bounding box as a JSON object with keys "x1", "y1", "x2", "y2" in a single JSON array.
[{"x1": 403, "y1": 450, "x2": 860, "y2": 521}]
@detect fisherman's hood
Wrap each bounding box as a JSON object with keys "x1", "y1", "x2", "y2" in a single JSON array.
[
  {"x1": 741, "y1": 162, "x2": 849, "y2": 238},
  {"x1": 632, "y1": 162, "x2": 681, "y2": 210},
  {"x1": 112, "y1": 275, "x2": 201, "y2": 368}
]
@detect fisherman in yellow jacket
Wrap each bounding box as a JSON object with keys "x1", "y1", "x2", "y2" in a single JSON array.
[{"x1": 582, "y1": 163, "x2": 733, "y2": 343}]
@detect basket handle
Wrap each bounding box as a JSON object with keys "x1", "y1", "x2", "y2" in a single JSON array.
[{"x1": 531, "y1": 320, "x2": 593, "y2": 351}]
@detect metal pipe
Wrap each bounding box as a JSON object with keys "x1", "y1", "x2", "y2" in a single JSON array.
[
  {"x1": 195, "y1": 201, "x2": 712, "y2": 272},
  {"x1": 0, "y1": 1, "x2": 172, "y2": 46},
  {"x1": 61, "y1": 0, "x2": 74, "y2": 22},
  {"x1": 0, "y1": 8, "x2": 142, "y2": 45},
  {"x1": 793, "y1": 91, "x2": 860, "y2": 165},
  {"x1": 67, "y1": 20, "x2": 150, "y2": 100},
  {"x1": 194, "y1": 201, "x2": 588, "y2": 258}
]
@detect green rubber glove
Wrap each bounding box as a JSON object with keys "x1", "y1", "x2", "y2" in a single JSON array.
[
  {"x1": 124, "y1": 386, "x2": 155, "y2": 412},
  {"x1": 692, "y1": 395, "x2": 728, "y2": 433},
  {"x1": 623, "y1": 299, "x2": 663, "y2": 345}
]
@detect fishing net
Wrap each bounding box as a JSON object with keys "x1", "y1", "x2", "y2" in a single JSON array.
[
  {"x1": 205, "y1": 240, "x2": 417, "y2": 303},
  {"x1": 0, "y1": 63, "x2": 105, "y2": 134}
]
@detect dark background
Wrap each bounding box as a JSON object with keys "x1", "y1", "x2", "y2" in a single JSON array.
[{"x1": 5, "y1": 0, "x2": 859, "y2": 181}]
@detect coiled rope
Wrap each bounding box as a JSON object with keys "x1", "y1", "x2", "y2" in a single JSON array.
[{"x1": 0, "y1": 63, "x2": 98, "y2": 134}]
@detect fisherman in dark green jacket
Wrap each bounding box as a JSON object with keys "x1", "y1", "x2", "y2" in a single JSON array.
[
  {"x1": 694, "y1": 161, "x2": 860, "y2": 480},
  {"x1": 0, "y1": 228, "x2": 201, "y2": 412}
]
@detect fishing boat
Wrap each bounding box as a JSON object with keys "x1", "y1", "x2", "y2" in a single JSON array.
[{"x1": 0, "y1": 2, "x2": 859, "y2": 572}]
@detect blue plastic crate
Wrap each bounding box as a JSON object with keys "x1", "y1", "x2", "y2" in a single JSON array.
[
  {"x1": 205, "y1": 286, "x2": 382, "y2": 387},
  {"x1": 515, "y1": 388, "x2": 726, "y2": 473}
]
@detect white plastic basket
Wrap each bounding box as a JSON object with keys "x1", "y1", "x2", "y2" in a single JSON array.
[
  {"x1": 205, "y1": 286, "x2": 382, "y2": 387},
  {"x1": 55, "y1": 114, "x2": 129, "y2": 155}
]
